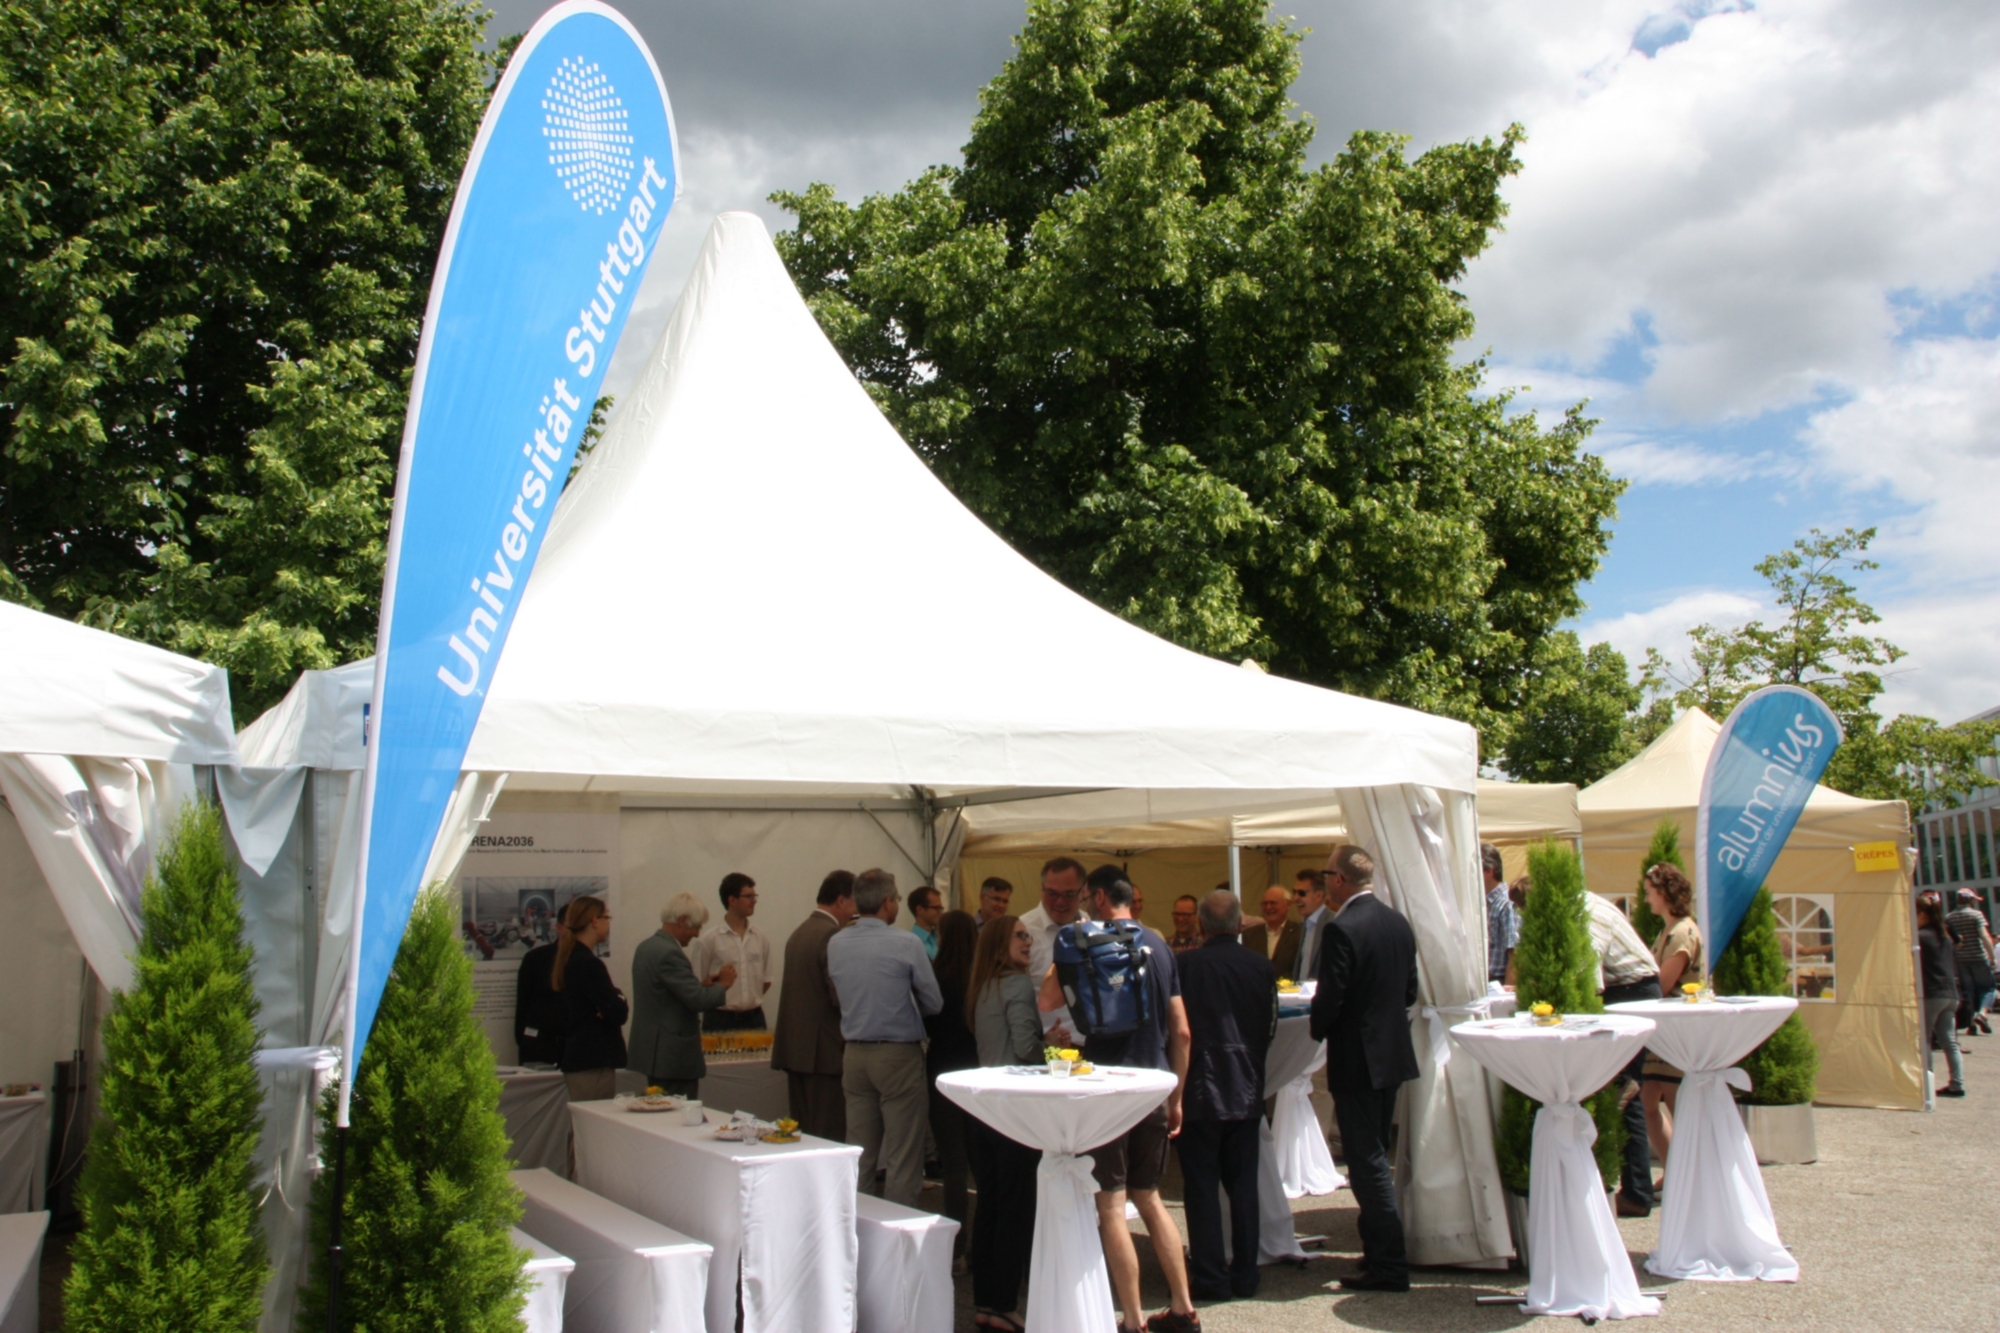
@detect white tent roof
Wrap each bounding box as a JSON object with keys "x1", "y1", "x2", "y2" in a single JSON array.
[
  {"x1": 237, "y1": 658, "x2": 372, "y2": 771},
  {"x1": 0, "y1": 601, "x2": 237, "y2": 764},
  {"x1": 454, "y1": 213, "x2": 1475, "y2": 815}
]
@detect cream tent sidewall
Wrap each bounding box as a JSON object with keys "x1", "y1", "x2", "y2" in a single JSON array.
[
  {"x1": 0, "y1": 802, "x2": 88, "y2": 1088},
  {"x1": 1585, "y1": 810, "x2": 1922, "y2": 1111},
  {"x1": 457, "y1": 794, "x2": 940, "y2": 1049}
]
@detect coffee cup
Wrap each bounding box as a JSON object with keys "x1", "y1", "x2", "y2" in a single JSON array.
[{"x1": 681, "y1": 1099, "x2": 705, "y2": 1126}]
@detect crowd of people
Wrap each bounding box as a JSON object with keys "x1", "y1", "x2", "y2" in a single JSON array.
[{"x1": 509, "y1": 836, "x2": 1997, "y2": 1326}]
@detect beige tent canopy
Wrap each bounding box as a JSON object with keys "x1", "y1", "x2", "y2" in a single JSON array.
[
  {"x1": 955, "y1": 779, "x2": 1579, "y2": 928},
  {"x1": 1579, "y1": 709, "x2": 1922, "y2": 1110}
]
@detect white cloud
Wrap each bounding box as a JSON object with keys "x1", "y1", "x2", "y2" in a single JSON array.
[
  {"x1": 1592, "y1": 437, "x2": 1792, "y2": 487},
  {"x1": 1874, "y1": 591, "x2": 2000, "y2": 724},
  {"x1": 1577, "y1": 589, "x2": 1763, "y2": 670}
]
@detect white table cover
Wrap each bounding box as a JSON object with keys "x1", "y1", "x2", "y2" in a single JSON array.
[
  {"x1": 497, "y1": 1069, "x2": 573, "y2": 1175},
  {"x1": 1452, "y1": 1015, "x2": 1660, "y2": 1321},
  {"x1": 938, "y1": 1066, "x2": 1178, "y2": 1333},
  {"x1": 1267, "y1": 1011, "x2": 1341, "y2": 1199},
  {"x1": 1607, "y1": 997, "x2": 1800, "y2": 1283},
  {"x1": 571, "y1": 1100, "x2": 860, "y2": 1333},
  {"x1": 0, "y1": 1212, "x2": 46, "y2": 1333},
  {"x1": 0, "y1": 1095, "x2": 46, "y2": 1214},
  {"x1": 513, "y1": 1167, "x2": 714, "y2": 1333},
  {"x1": 514, "y1": 1227, "x2": 577, "y2": 1333},
  {"x1": 854, "y1": 1192, "x2": 959, "y2": 1333}
]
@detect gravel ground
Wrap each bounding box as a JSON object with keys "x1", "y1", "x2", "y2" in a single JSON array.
[{"x1": 936, "y1": 1039, "x2": 1998, "y2": 1332}]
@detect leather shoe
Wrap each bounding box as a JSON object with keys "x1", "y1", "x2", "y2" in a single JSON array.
[
  {"x1": 1338, "y1": 1272, "x2": 1410, "y2": 1293},
  {"x1": 1616, "y1": 1196, "x2": 1652, "y2": 1218}
]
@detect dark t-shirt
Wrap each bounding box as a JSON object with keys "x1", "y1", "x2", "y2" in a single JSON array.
[{"x1": 1078, "y1": 923, "x2": 1180, "y2": 1072}]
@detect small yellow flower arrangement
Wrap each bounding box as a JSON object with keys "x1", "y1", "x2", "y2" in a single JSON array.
[
  {"x1": 1277, "y1": 978, "x2": 1301, "y2": 993},
  {"x1": 645, "y1": 1085, "x2": 665, "y2": 1096},
  {"x1": 1680, "y1": 982, "x2": 1703, "y2": 1003},
  {"x1": 1530, "y1": 1001, "x2": 1561, "y2": 1026},
  {"x1": 762, "y1": 1117, "x2": 802, "y2": 1144},
  {"x1": 1044, "y1": 1045, "x2": 1082, "y2": 1076}
]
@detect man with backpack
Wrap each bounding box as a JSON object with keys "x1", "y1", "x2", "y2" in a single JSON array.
[{"x1": 1039, "y1": 863, "x2": 1200, "y2": 1333}]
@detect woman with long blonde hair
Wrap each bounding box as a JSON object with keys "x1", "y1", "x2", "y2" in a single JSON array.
[{"x1": 553, "y1": 895, "x2": 627, "y2": 1101}]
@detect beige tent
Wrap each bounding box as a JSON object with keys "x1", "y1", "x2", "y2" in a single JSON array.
[
  {"x1": 955, "y1": 779, "x2": 1580, "y2": 931},
  {"x1": 1579, "y1": 709, "x2": 1922, "y2": 1110}
]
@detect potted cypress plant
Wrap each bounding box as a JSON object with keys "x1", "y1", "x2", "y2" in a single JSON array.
[
  {"x1": 1494, "y1": 840, "x2": 1627, "y2": 1265},
  {"x1": 302, "y1": 886, "x2": 527, "y2": 1332},
  {"x1": 64, "y1": 803, "x2": 268, "y2": 1332},
  {"x1": 1713, "y1": 886, "x2": 1820, "y2": 1163}
]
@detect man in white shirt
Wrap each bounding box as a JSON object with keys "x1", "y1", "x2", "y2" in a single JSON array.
[
  {"x1": 1293, "y1": 868, "x2": 1331, "y2": 981},
  {"x1": 1020, "y1": 856, "x2": 1092, "y2": 985},
  {"x1": 697, "y1": 871, "x2": 773, "y2": 1030},
  {"x1": 1019, "y1": 857, "x2": 1091, "y2": 1041}
]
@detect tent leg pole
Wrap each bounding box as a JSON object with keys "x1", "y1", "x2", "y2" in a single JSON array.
[
  {"x1": 327, "y1": 1124, "x2": 348, "y2": 1332},
  {"x1": 1228, "y1": 845, "x2": 1242, "y2": 902}
]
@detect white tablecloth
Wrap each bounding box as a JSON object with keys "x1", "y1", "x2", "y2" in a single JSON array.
[
  {"x1": 512, "y1": 1167, "x2": 714, "y2": 1333},
  {"x1": 1267, "y1": 1012, "x2": 1340, "y2": 1199},
  {"x1": 514, "y1": 1227, "x2": 577, "y2": 1333},
  {"x1": 854, "y1": 1192, "x2": 959, "y2": 1333},
  {"x1": 1452, "y1": 1015, "x2": 1660, "y2": 1321},
  {"x1": 497, "y1": 1069, "x2": 572, "y2": 1174},
  {"x1": 0, "y1": 1212, "x2": 46, "y2": 1333},
  {"x1": 571, "y1": 1100, "x2": 860, "y2": 1333},
  {"x1": 1607, "y1": 997, "x2": 1800, "y2": 1283},
  {"x1": 938, "y1": 1066, "x2": 1178, "y2": 1333},
  {"x1": 0, "y1": 1095, "x2": 46, "y2": 1214}
]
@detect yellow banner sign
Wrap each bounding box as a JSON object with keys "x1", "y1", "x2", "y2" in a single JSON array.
[{"x1": 1852, "y1": 841, "x2": 1901, "y2": 873}]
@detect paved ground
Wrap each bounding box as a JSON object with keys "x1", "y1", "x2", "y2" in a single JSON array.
[
  {"x1": 938, "y1": 1039, "x2": 1997, "y2": 1332},
  {"x1": 31, "y1": 1043, "x2": 1994, "y2": 1329}
]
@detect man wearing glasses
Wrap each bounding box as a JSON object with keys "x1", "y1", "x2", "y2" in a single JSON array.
[
  {"x1": 697, "y1": 872, "x2": 773, "y2": 1030},
  {"x1": 1020, "y1": 857, "x2": 1093, "y2": 1044}
]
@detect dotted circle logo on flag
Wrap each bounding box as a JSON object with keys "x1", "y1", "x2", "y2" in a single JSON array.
[{"x1": 541, "y1": 56, "x2": 634, "y2": 214}]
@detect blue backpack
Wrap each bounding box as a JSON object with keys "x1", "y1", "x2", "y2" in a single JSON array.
[{"x1": 1054, "y1": 921, "x2": 1152, "y2": 1039}]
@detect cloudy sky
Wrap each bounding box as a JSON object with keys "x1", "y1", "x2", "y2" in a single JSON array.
[{"x1": 494, "y1": 0, "x2": 2000, "y2": 723}]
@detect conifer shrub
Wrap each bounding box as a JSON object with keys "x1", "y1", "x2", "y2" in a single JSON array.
[
  {"x1": 64, "y1": 802, "x2": 267, "y2": 1332},
  {"x1": 1712, "y1": 886, "x2": 1819, "y2": 1106},
  {"x1": 302, "y1": 886, "x2": 525, "y2": 1332},
  {"x1": 1495, "y1": 840, "x2": 1626, "y2": 1193},
  {"x1": 1630, "y1": 819, "x2": 1683, "y2": 947}
]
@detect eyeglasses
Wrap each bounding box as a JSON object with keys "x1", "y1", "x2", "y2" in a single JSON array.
[{"x1": 1012, "y1": 930, "x2": 1033, "y2": 942}]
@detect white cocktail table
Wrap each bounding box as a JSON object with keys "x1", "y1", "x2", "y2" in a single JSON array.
[
  {"x1": 570, "y1": 1100, "x2": 860, "y2": 1333},
  {"x1": 1452, "y1": 1014, "x2": 1661, "y2": 1321},
  {"x1": 1606, "y1": 996, "x2": 1800, "y2": 1282},
  {"x1": 937, "y1": 1066, "x2": 1177, "y2": 1333}
]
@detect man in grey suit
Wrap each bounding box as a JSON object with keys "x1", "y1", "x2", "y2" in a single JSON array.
[{"x1": 629, "y1": 893, "x2": 737, "y2": 1097}]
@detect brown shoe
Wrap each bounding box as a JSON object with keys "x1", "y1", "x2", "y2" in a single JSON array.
[{"x1": 1616, "y1": 1196, "x2": 1651, "y2": 1218}]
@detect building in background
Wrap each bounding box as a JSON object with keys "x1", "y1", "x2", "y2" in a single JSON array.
[{"x1": 1913, "y1": 705, "x2": 2000, "y2": 915}]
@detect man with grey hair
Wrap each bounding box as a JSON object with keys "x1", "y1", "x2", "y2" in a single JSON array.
[
  {"x1": 826, "y1": 869, "x2": 943, "y2": 1205},
  {"x1": 1310, "y1": 843, "x2": 1418, "y2": 1293},
  {"x1": 628, "y1": 893, "x2": 737, "y2": 1097},
  {"x1": 1176, "y1": 888, "x2": 1278, "y2": 1301}
]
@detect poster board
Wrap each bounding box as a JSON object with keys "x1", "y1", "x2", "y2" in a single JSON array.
[{"x1": 454, "y1": 811, "x2": 621, "y2": 1063}]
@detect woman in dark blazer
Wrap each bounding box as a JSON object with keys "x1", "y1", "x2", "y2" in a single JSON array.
[{"x1": 553, "y1": 895, "x2": 628, "y2": 1101}]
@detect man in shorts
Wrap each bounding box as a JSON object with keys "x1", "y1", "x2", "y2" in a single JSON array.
[{"x1": 1040, "y1": 863, "x2": 1198, "y2": 1332}]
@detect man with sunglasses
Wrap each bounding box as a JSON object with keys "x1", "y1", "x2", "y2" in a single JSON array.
[{"x1": 1292, "y1": 869, "x2": 1331, "y2": 982}]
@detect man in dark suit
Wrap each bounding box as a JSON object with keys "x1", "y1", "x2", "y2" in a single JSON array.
[
  {"x1": 1239, "y1": 884, "x2": 1303, "y2": 979},
  {"x1": 1309, "y1": 844, "x2": 1419, "y2": 1293},
  {"x1": 771, "y1": 870, "x2": 857, "y2": 1140},
  {"x1": 628, "y1": 894, "x2": 735, "y2": 1096},
  {"x1": 1176, "y1": 889, "x2": 1278, "y2": 1300}
]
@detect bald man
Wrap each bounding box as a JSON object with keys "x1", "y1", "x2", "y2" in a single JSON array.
[{"x1": 1238, "y1": 885, "x2": 1302, "y2": 979}]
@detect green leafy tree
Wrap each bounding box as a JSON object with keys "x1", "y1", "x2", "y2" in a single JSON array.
[
  {"x1": 65, "y1": 802, "x2": 266, "y2": 1332},
  {"x1": 302, "y1": 887, "x2": 526, "y2": 1333},
  {"x1": 1712, "y1": 887, "x2": 1819, "y2": 1106},
  {"x1": 1495, "y1": 840, "x2": 1625, "y2": 1193},
  {"x1": 775, "y1": 0, "x2": 1621, "y2": 738},
  {"x1": 1641, "y1": 527, "x2": 1998, "y2": 810},
  {"x1": 1629, "y1": 818, "x2": 1685, "y2": 955},
  {"x1": 0, "y1": 0, "x2": 499, "y2": 720},
  {"x1": 1499, "y1": 633, "x2": 1642, "y2": 785}
]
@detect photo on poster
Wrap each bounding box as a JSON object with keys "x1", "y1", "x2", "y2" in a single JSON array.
[{"x1": 460, "y1": 875, "x2": 609, "y2": 962}]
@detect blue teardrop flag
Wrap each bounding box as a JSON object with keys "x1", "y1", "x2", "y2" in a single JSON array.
[
  {"x1": 338, "y1": 0, "x2": 677, "y2": 1115},
  {"x1": 1695, "y1": 685, "x2": 1843, "y2": 965}
]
